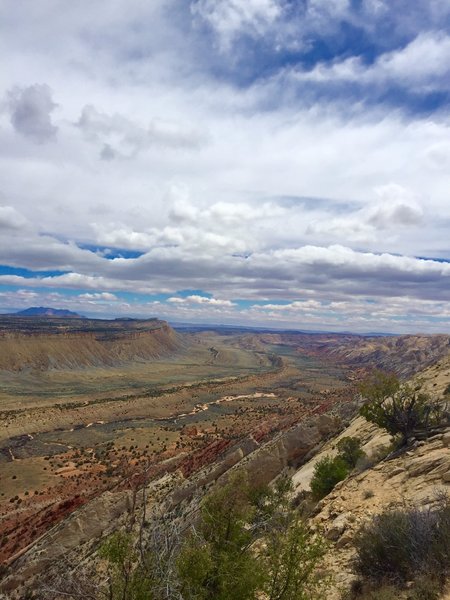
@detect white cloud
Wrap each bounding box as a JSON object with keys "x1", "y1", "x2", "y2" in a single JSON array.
[
  {"x1": 306, "y1": 184, "x2": 424, "y2": 243},
  {"x1": 0, "y1": 1, "x2": 449, "y2": 332},
  {"x1": 368, "y1": 184, "x2": 423, "y2": 228},
  {"x1": 376, "y1": 31, "x2": 450, "y2": 85},
  {"x1": 78, "y1": 292, "x2": 118, "y2": 301},
  {"x1": 77, "y1": 104, "x2": 206, "y2": 159},
  {"x1": 168, "y1": 295, "x2": 236, "y2": 307},
  {"x1": 291, "y1": 31, "x2": 450, "y2": 90},
  {"x1": 257, "y1": 300, "x2": 322, "y2": 311}
]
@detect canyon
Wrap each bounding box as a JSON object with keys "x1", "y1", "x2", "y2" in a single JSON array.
[{"x1": 0, "y1": 315, "x2": 449, "y2": 596}]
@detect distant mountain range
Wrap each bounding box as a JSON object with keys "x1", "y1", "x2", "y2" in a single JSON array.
[{"x1": 14, "y1": 307, "x2": 83, "y2": 318}]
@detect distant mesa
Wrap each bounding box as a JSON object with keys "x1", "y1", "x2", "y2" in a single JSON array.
[
  {"x1": 14, "y1": 307, "x2": 83, "y2": 318},
  {"x1": 0, "y1": 312, "x2": 182, "y2": 371}
]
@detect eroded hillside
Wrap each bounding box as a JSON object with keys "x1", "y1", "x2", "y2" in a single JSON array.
[{"x1": 251, "y1": 331, "x2": 450, "y2": 377}]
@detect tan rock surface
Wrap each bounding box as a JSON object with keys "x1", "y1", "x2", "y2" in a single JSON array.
[{"x1": 291, "y1": 416, "x2": 450, "y2": 599}]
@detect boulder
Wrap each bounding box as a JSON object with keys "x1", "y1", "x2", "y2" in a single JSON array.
[{"x1": 326, "y1": 513, "x2": 350, "y2": 541}]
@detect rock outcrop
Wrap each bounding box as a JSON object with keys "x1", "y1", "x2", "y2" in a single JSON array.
[{"x1": 291, "y1": 415, "x2": 450, "y2": 598}]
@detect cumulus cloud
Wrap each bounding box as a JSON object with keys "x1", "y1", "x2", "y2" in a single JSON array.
[
  {"x1": 78, "y1": 292, "x2": 118, "y2": 301},
  {"x1": 306, "y1": 184, "x2": 423, "y2": 243},
  {"x1": 90, "y1": 224, "x2": 155, "y2": 251},
  {"x1": 367, "y1": 184, "x2": 423, "y2": 228},
  {"x1": 1, "y1": 240, "x2": 449, "y2": 305},
  {"x1": 168, "y1": 294, "x2": 236, "y2": 307},
  {"x1": 256, "y1": 300, "x2": 322, "y2": 311},
  {"x1": 1, "y1": 1, "x2": 450, "y2": 331},
  {"x1": 5, "y1": 84, "x2": 58, "y2": 143}
]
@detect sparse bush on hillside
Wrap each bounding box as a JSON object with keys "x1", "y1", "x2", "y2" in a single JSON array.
[
  {"x1": 310, "y1": 456, "x2": 349, "y2": 500},
  {"x1": 309, "y1": 437, "x2": 368, "y2": 498},
  {"x1": 359, "y1": 371, "x2": 444, "y2": 445},
  {"x1": 352, "y1": 495, "x2": 450, "y2": 596}
]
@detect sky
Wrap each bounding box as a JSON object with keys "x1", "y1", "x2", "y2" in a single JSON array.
[{"x1": 0, "y1": 0, "x2": 450, "y2": 333}]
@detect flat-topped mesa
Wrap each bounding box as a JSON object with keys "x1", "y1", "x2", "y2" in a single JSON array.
[{"x1": 0, "y1": 316, "x2": 183, "y2": 371}]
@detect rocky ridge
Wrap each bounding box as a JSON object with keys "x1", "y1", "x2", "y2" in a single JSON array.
[
  {"x1": 289, "y1": 351, "x2": 450, "y2": 599},
  {"x1": 296, "y1": 418, "x2": 450, "y2": 598}
]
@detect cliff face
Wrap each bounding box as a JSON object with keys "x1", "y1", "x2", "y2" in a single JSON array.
[{"x1": 0, "y1": 319, "x2": 183, "y2": 371}]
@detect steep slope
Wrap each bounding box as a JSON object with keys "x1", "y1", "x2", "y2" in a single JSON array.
[
  {"x1": 290, "y1": 348, "x2": 450, "y2": 598},
  {"x1": 0, "y1": 317, "x2": 183, "y2": 371},
  {"x1": 291, "y1": 417, "x2": 450, "y2": 598},
  {"x1": 0, "y1": 404, "x2": 354, "y2": 595}
]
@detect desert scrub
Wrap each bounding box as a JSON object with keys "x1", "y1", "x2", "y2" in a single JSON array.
[
  {"x1": 310, "y1": 438, "x2": 365, "y2": 501},
  {"x1": 352, "y1": 495, "x2": 450, "y2": 596},
  {"x1": 362, "y1": 489, "x2": 374, "y2": 499},
  {"x1": 359, "y1": 371, "x2": 445, "y2": 445},
  {"x1": 343, "y1": 583, "x2": 399, "y2": 600},
  {"x1": 179, "y1": 473, "x2": 329, "y2": 600}
]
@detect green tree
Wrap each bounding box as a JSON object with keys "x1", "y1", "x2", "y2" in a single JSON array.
[
  {"x1": 178, "y1": 472, "x2": 329, "y2": 600},
  {"x1": 336, "y1": 436, "x2": 365, "y2": 469},
  {"x1": 94, "y1": 472, "x2": 329, "y2": 600},
  {"x1": 263, "y1": 511, "x2": 328, "y2": 600},
  {"x1": 99, "y1": 531, "x2": 154, "y2": 600},
  {"x1": 178, "y1": 473, "x2": 263, "y2": 600}
]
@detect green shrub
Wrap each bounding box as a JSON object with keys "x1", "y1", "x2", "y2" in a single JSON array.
[
  {"x1": 179, "y1": 472, "x2": 329, "y2": 600},
  {"x1": 99, "y1": 532, "x2": 155, "y2": 600},
  {"x1": 343, "y1": 583, "x2": 399, "y2": 600},
  {"x1": 354, "y1": 497, "x2": 450, "y2": 586},
  {"x1": 408, "y1": 576, "x2": 442, "y2": 600},
  {"x1": 359, "y1": 371, "x2": 442, "y2": 444},
  {"x1": 310, "y1": 456, "x2": 349, "y2": 500},
  {"x1": 346, "y1": 576, "x2": 442, "y2": 600}
]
